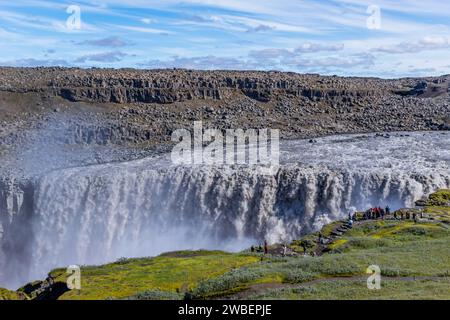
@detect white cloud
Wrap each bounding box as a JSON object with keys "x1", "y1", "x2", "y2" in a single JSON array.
[
  {"x1": 0, "y1": 58, "x2": 69, "y2": 67},
  {"x1": 141, "y1": 18, "x2": 156, "y2": 24},
  {"x1": 295, "y1": 42, "x2": 344, "y2": 53},
  {"x1": 374, "y1": 36, "x2": 450, "y2": 54},
  {"x1": 78, "y1": 36, "x2": 131, "y2": 47},
  {"x1": 74, "y1": 51, "x2": 128, "y2": 63},
  {"x1": 115, "y1": 25, "x2": 172, "y2": 35}
]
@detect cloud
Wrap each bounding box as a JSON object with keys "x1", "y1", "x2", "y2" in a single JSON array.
[
  {"x1": 248, "y1": 42, "x2": 346, "y2": 62},
  {"x1": 0, "y1": 9, "x2": 100, "y2": 34},
  {"x1": 141, "y1": 18, "x2": 156, "y2": 24},
  {"x1": 77, "y1": 36, "x2": 131, "y2": 47},
  {"x1": 295, "y1": 42, "x2": 345, "y2": 53},
  {"x1": 139, "y1": 50, "x2": 374, "y2": 72},
  {"x1": 140, "y1": 55, "x2": 253, "y2": 70},
  {"x1": 183, "y1": 14, "x2": 220, "y2": 23},
  {"x1": 0, "y1": 58, "x2": 69, "y2": 67},
  {"x1": 74, "y1": 51, "x2": 128, "y2": 63},
  {"x1": 289, "y1": 53, "x2": 375, "y2": 69},
  {"x1": 407, "y1": 67, "x2": 436, "y2": 74},
  {"x1": 374, "y1": 37, "x2": 450, "y2": 54},
  {"x1": 115, "y1": 25, "x2": 172, "y2": 35},
  {"x1": 245, "y1": 24, "x2": 275, "y2": 33},
  {"x1": 248, "y1": 48, "x2": 292, "y2": 60}
]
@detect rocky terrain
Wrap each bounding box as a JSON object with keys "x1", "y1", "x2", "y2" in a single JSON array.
[{"x1": 0, "y1": 66, "x2": 449, "y2": 174}]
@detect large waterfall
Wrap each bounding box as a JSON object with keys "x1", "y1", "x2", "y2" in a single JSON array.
[{"x1": 1, "y1": 131, "x2": 449, "y2": 289}]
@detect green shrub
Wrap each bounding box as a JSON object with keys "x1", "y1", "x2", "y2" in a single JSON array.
[
  {"x1": 380, "y1": 267, "x2": 415, "y2": 277},
  {"x1": 291, "y1": 286, "x2": 318, "y2": 294},
  {"x1": 282, "y1": 269, "x2": 315, "y2": 283},
  {"x1": 346, "y1": 237, "x2": 392, "y2": 249},
  {"x1": 126, "y1": 290, "x2": 182, "y2": 300},
  {"x1": 191, "y1": 267, "x2": 264, "y2": 298},
  {"x1": 427, "y1": 189, "x2": 450, "y2": 206}
]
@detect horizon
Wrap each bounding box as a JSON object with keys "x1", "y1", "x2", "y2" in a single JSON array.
[{"x1": 1, "y1": 1, "x2": 450, "y2": 79}]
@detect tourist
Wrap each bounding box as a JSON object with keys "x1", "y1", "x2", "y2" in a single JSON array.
[{"x1": 264, "y1": 240, "x2": 268, "y2": 254}]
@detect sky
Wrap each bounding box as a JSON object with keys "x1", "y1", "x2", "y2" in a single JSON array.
[{"x1": 1, "y1": 0, "x2": 450, "y2": 78}]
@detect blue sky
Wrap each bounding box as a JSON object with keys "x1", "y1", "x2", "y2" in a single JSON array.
[{"x1": 1, "y1": 0, "x2": 450, "y2": 78}]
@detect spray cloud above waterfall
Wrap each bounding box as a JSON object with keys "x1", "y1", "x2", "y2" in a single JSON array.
[{"x1": 171, "y1": 121, "x2": 280, "y2": 175}]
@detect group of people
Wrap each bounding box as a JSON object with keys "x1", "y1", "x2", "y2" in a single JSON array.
[
  {"x1": 361, "y1": 206, "x2": 391, "y2": 220},
  {"x1": 250, "y1": 240, "x2": 268, "y2": 254},
  {"x1": 251, "y1": 241, "x2": 291, "y2": 257},
  {"x1": 393, "y1": 210, "x2": 422, "y2": 221},
  {"x1": 357, "y1": 205, "x2": 421, "y2": 222},
  {"x1": 248, "y1": 204, "x2": 423, "y2": 258}
]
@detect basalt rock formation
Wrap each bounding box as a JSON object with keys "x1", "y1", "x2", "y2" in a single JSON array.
[{"x1": 0, "y1": 67, "x2": 449, "y2": 153}]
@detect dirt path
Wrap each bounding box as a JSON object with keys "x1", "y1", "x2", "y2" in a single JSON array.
[
  {"x1": 314, "y1": 219, "x2": 371, "y2": 255},
  {"x1": 224, "y1": 275, "x2": 442, "y2": 299}
]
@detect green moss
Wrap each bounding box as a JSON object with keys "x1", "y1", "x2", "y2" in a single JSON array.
[
  {"x1": 0, "y1": 287, "x2": 21, "y2": 300},
  {"x1": 321, "y1": 221, "x2": 344, "y2": 237},
  {"x1": 426, "y1": 189, "x2": 450, "y2": 206},
  {"x1": 53, "y1": 251, "x2": 259, "y2": 300},
  {"x1": 328, "y1": 239, "x2": 348, "y2": 250}
]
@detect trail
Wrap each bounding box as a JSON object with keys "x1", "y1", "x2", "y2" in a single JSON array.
[{"x1": 225, "y1": 275, "x2": 444, "y2": 299}]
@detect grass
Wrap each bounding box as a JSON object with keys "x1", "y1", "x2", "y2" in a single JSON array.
[
  {"x1": 50, "y1": 250, "x2": 259, "y2": 300},
  {"x1": 328, "y1": 239, "x2": 348, "y2": 250},
  {"x1": 247, "y1": 278, "x2": 450, "y2": 300},
  {"x1": 0, "y1": 288, "x2": 20, "y2": 300},
  {"x1": 424, "y1": 206, "x2": 450, "y2": 223},
  {"x1": 184, "y1": 216, "x2": 450, "y2": 299}
]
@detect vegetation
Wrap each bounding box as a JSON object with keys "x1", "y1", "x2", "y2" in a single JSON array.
[
  {"x1": 1, "y1": 189, "x2": 449, "y2": 300},
  {"x1": 0, "y1": 288, "x2": 20, "y2": 300},
  {"x1": 247, "y1": 278, "x2": 450, "y2": 300},
  {"x1": 48, "y1": 250, "x2": 259, "y2": 300},
  {"x1": 426, "y1": 189, "x2": 450, "y2": 206}
]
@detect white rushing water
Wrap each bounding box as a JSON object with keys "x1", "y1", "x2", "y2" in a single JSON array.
[{"x1": 1, "y1": 131, "x2": 449, "y2": 288}]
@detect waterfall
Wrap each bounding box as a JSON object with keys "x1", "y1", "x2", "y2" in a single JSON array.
[{"x1": 1, "y1": 131, "x2": 449, "y2": 288}]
